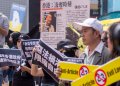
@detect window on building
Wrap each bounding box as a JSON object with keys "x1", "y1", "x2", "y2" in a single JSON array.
[{"x1": 102, "y1": 0, "x2": 108, "y2": 15}]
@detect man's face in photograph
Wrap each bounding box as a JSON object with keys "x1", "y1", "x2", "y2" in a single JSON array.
[{"x1": 46, "y1": 14, "x2": 52, "y2": 25}]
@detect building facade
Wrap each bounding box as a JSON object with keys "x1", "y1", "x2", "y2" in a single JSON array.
[{"x1": 99, "y1": 0, "x2": 120, "y2": 21}]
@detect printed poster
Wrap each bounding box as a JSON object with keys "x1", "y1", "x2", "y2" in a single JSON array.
[
  {"x1": 40, "y1": 0, "x2": 90, "y2": 48},
  {"x1": 9, "y1": 3, "x2": 26, "y2": 32}
]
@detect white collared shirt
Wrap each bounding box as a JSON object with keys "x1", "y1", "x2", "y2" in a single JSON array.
[{"x1": 84, "y1": 41, "x2": 104, "y2": 65}]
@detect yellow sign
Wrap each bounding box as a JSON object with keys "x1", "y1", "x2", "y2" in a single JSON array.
[
  {"x1": 77, "y1": 38, "x2": 87, "y2": 52},
  {"x1": 71, "y1": 57, "x2": 120, "y2": 86},
  {"x1": 9, "y1": 21, "x2": 22, "y2": 32},
  {"x1": 59, "y1": 61, "x2": 99, "y2": 81},
  {"x1": 101, "y1": 18, "x2": 120, "y2": 31}
]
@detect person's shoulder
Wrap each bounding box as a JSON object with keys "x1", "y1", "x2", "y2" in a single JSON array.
[
  {"x1": 50, "y1": 24, "x2": 54, "y2": 28},
  {"x1": 11, "y1": 45, "x2": 17, "y2": 49},
  {"x1": 50, "y1": 24, "x2": 54, "y2": 32},
  {"x1": 0, "y1": 13, "x2": 8, "y2": 23},
  {"x1": 102, "y1": 46, "x2": 110, "y2": 55},
  {"x1": 0, "y1": 13, "x2": 7, "y2": 18},
  {"x1": 11, "y1": 47, "x2": 16, "y2": 49},
  {"x1": 101, "y1": 46, "x2": 110, "y2": 63}
]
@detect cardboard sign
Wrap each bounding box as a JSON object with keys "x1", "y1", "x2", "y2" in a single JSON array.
[
  {"x1": 59, "y1": 61, "x2": 99, "y2": 81},
  {"x1": 32, "y1": 39, "x2": 86, "y2": 83},
  {"x1": 32, "y1": 39, "x2": 65, "y2": 83},
  {"x1": 71, "y1": 57, "x2": 120, "y2": 86}
]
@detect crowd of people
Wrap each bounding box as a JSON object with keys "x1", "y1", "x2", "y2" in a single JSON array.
[{"x1": 0, "y1": 12, "x2": 120, "y2": 86}]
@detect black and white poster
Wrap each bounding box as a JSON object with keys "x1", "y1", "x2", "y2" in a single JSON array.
[
  {"x1": 63, "y1": 57, "x2": 84, "y2": 64},
  {"x1": 40, "y1": 0, "x2": 90, "y2": 48},
  {"x1": 32, "y1": 39, "x2": 84, "y2": 83},
  {"x1": 21, "y1": 39, "x2": 39, "y2": 60},
  {"x1": 0, "y1": 49, "x2": 21, "y2": 67}
]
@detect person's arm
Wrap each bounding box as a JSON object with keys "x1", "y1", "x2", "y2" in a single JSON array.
[
  {"x1": 0, "y1": 17, "x2": 9, "y2": 36},
  {"x1": 31, "y1": 64, "x2": 44, "y2": 76},
  {"x1": 20, "y1": 60, "x2": 32, "y2": 74},
  {"x1": 31, "y1": 46, "x2": 44, "y2": 76},
  {"x1": 28, "y1": 61, "x2": 32, "y2": 66},
  {"x1": 20, "y1": 66, "x2": 31, "y2": 74},
  {"x1": 1, "y1": 66, "x2": 9, "y2": 70},
  {"x1": 0, "y1": 27, "x2": 8, "y2": 36}
]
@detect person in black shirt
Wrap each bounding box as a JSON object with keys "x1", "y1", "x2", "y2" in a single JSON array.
[
  {"x1": 31, "y1": 45, "x2": 56, "y2": 86},
  {"x1": 3, "y1": 31, "x2": 21, "y2": 86},
  {"x1": 12, "y1": 34, "x2": 35, "y2": 86},
  {"x1": 31, "y1": 39, "x2": 77, "y2": 86}
]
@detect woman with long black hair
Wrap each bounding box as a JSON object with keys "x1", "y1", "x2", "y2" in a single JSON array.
[{"x1": 107, "y1": 22, "x2": 120, "y2": 86}]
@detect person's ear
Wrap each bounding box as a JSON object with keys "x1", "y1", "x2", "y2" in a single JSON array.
[{"x1": 94, "y1": 31, "x2": 100, "y2": 38}]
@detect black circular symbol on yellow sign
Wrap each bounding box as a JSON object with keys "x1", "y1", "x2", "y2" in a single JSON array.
[
  {"x1": 79, "y1": 66, "x2": 89, "y2": 77},
  {"x1": 95, "y1": 69, "x2": 107, "y2": 86}
]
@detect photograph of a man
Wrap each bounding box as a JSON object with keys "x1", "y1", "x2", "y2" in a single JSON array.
[{"x1": 42, "y1": 12, "x2": 56, "y2": 32}]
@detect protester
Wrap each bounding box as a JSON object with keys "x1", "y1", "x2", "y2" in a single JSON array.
[
  {"x1": 57, "y1": 39, "x2": 78, "y2": 57},
  {"x1": 9, "y1": 32, "x2": 21, "y2": 86},
  {"x1": 12, "y1": 34, "x2": 35, "y2": 86},
  {"x1": 0, "y1": 12, "x2": 9, "y2": 86},
  {"x1": 31, "y1": 39, "x2": 77, "y2": 86},
  {"x1": 107, "y1": 22, "x2": 120, "y2": 86},
  {"x1": 57, "y1": 39, "x2": 78, "y2": 86},
  {"x1": 55, "y1": 18, "x2": 110, "y2": 83},
  {"x1": 3, "y1": 31, "x2": 21, "y2": 86},
  {"x1": 9, "y1": 31, "x2": 21, "y2": 49}
]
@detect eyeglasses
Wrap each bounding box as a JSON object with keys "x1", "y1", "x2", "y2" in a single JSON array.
[{"x1": 102, "y1": 33, "x2": 111, "y2": 41}]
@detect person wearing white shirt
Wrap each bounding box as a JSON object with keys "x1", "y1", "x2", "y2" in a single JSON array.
[{"x1": 55, "y1": 18, "x2": 110, "y2": 80}]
